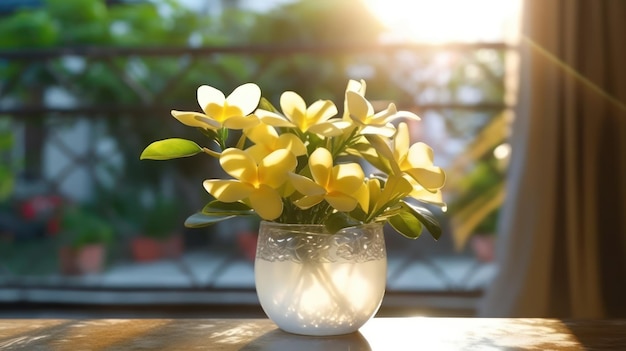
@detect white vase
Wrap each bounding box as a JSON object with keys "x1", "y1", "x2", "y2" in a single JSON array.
[{"x1": 255, "y1": 221, "x2": 387, "y2": 336}]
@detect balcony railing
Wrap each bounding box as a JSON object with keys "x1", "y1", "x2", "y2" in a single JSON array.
[{"x1": 0, "y1": 42, "x2": 514, "y2": 316}]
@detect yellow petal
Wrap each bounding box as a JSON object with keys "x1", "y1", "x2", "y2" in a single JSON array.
[
  {"x1": 307, "y1": 122, "x2": 345, "y2": 137},
  {"x1": 309, "y1": 148, "x2": 332, "y2": 188},
  {"x1": 405, "y1": 167, "x2": 446, "y2": 191},
  {"x1": 346, "y1": 91, "x2": 370, "y2": 121},
  {"x1": 249, "y1": 185, "x2": 283, "y2": 220},
  {"x1": 361, "y1": 125, "x2": 396, "y2": 137},
  {"x1": 219, "y1": 148, "x2": 257, "y2": 183},
  {"x1": 330, "y1": 163, "x2": 364, "y2": 193},
  {"x1": 258, "y1": 149, "x2": 297, "y2": 188},
  {"x1": 366, "y1": 178, "x2": 382, "y2": 212},
  {"x1": 370, "y1": 103, "x2": 398, "y2": 125},
  {"x1": 280, "y1": 91, "x2": 306, "y2": 127},
  {"x1": 325, "y1": 193, "x2": 358, "y2": 212},
  {"x1": 289, "y1": 173, "x2": 326, "y2": 196},
  {"x1": 407, "y1": 142, "x2": 435, "y2": 167},
  {"x1": 197, "y1": 85, "x2": 225, "y2": 114},
  {"x1": 244, "y1": 124, "x2": 278, "y2": 146},
  {"x1": 226, "y1": 83, "x2": 261, "y2": 115},
  {"x1": 392, "y1": 110, "x2": 421, "y2": 121},
  {"x1": 245, "y1": 144, "x2": 272, "y2": 163},
  {"x1": 410, "y1": 187, "x2": 445, "y2": 206},
  {"x1": 276, "y1": 133, "x2": 307, "y2": 156},
  {"x1": 307, "y1": 100, "x2": 338, "y2": 123},
  {"x1": 255, "y1": 109, "x2": 296, "y2": 128},
  {"x1": 294, "y1": 195, "x2": 325, "y2": 209},
  {"x1": 222, "y1": 115, "x2": 259, "y2": 129},
  {"x1": 354, "y1": 182, "x2": 369, "y2": 212},
  {"x1": 171, "y1": 110, "x2": 220, "y2": 129},
  {"x1": 394, "y1": 123, "x2": 411, "y2": 161},
  {"x1": 345, "y1": 79, "x2": 366, "y2": 95},
  {"x1": 203, "y1": 180, "x2": 253, "y2": 202}
]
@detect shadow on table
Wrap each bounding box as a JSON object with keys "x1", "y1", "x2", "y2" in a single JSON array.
[{"x1": 240, "y1": 328, "x2": 371, "y2": 351}]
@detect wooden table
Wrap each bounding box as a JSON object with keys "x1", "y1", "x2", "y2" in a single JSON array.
[{"x1": 0, "y1": 318, "x2": 625, "y2": 350}]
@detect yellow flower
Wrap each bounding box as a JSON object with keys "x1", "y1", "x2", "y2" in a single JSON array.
[
  {"x1": 345, "y1": 91, "x2": 420, "y2": 137},
  {"x1": 244, "y1": 123, "x2": 306, "y2": 162},
  {"x1": 171, "y1": 83, "x2": 261, "y2": 130},
  {"x1": 365, "y1": 176, "x2": 413, "y2": 217},
  {"x1": 289, "y1": 148, "x2": 367, "y2": 212},
  {"x1": 393, "y1": 122, "x2": 446, "y2": 204},
  {"x1": 255, "y1": 91, "x2": 349, "y2": 137},
  {"x1": 203, "y1": 148, "x2": 296, "y2": 220}
]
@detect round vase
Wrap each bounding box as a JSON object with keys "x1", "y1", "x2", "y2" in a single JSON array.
[{"x1": 254, "y1": 221, "x2": 387, "y2": 336}]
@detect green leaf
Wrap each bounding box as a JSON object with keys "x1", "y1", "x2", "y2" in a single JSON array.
[
  {"x1": 258, "y1": 97, "x2": 278, "y2": 113},
  {"x1": 389, "y1": 211, "x2": 423, "y2": 239},
  {"x1": 184, "y1": 212, "x2": 236, "y2": 228},
  {"x1": 401, "y1": 200, "x2": 443, "y2": 240},
  {"x1": 140, "y1": 138, "x2": 202, "y2": 160},
  {"x1": 202, "y1": 200, "x2": 253, "y2": 215},
  {"x1": 324, "y1": 212, "x2": 362, "y2": 234}
]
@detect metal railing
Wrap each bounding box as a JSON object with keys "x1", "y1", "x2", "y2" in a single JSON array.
[{"x1": 0, "y1": 42, "x2": 514, "y2": 314}]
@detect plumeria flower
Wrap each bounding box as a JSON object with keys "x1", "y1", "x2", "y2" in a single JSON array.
[
  {"x1": 393, "y1": 122, "x2": 446, "y2": 204},
  {"x1": 255, "y1": 91, "x2": 350, "y2": 137},
  {"x1": 203, "y1": 148, "x2": 297, "y2": 220},
  {"x1": 171, "y1": 83, "x2": 261, "y2": 130},
  {"x1": 365, "y1": 176, "x2": 413, "y2": 217},
  {"x1": 289, "y1": 148, "x2": 368, "y2": 212},
  {"x1": 345, "y1": 90, "x2": 420, "y2": 137},
  {"x1": 243, "y1": 123, "x2": 306, "y2": 162}
]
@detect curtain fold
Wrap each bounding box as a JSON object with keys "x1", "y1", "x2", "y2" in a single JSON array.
[{"x1": 479, "y1": 0, "x2": 626, "y2": 318}]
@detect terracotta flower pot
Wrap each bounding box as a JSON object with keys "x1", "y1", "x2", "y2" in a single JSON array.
[
  {"x1": 59, "y1": 244, "x2": 106, "y2": 275},
  {"x1": 131, "y1": 234, "x2": 184, "y2": 262}
]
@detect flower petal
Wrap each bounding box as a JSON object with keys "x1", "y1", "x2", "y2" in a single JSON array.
[
  {"x1": 203, "y1": 179, "x2": 253, "y2": 202},
  {"x1": 244, "y1": 124, "x2": 278, "y2": 145},
  {"x1": 258, "y1": 149, "x2": 297, "y2": 188},
  {"x1": 294, "y1": 195, "x2": 325, "y2": 209},
  {"x1": 280, "y1": 91, "x2": 306, "y2": 127},
  {"x1": 198, "y1": 85, "x2": 225, "y2": 114},
  {"x1": 307, "y1": 100, "x2": 338, "y2": 123},
  {"x1": 289, "y1": 173, "x2": 326, "y2": 196},
  {"x1": 276, "y1": 133, "x2": 307, "y2": 156},
  {"x1": 255, "y1": 109, "x2": 296, "y2": 128},
  {"x1": 361, "y1": 125, "x2": 396, "y2": 137},
  {"x1": 249, "y1": 185, "x2": 283, "y2": 220},
  {"x1": 370, "y1": 103, "x2": 397, "y2": 125},
  {"x1": 171, "y1": 110, "x2": 220, "y2": 129},
  {"x1": 307, "y1": 122, "x2": 344, "y2": 137},
  {"x1": 345, "y1": 79, "x2": 366, "y2": 95},
  {"x1": 394, "y1": 123, "x2": 411, "y2": 161},
  {"x1": 393, "y1": 122, "x2": 410, "y2": 162},
  {"x1": 405, "y1": 167, "x2": 446, "y2": 191},
  {"x1": 219, "y1": 148, "x2": 257, "y2": 183},
  {"x1": 309, "y1": 148, "x2": 332, "y2": 188},
  {"x1": 330, "y1": 163, "x2": 364, "y2": 193},
  {"x1": 226, "y1": 83, "x2": 261, "y2": 115},
  {"x1": 222, "y1": 115, "x2": 259, "y2": 129},
  {"x1": 346, "y1": 91, "x2": 370, "y2": 121},
  {"x1": 325, "y1": 193, "x2": 358, "y2": 212},
  {"x1": 407, "y1": 142, "x2": 435, "y2": 167}
]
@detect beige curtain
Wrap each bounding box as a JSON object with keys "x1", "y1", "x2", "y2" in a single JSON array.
[{"x1": 479, "y1": 0, "x2": 626, "y2": 318}]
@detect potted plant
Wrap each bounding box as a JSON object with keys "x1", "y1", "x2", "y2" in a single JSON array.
[
  {"x1": 141, "y1": 80, "x2": 446, "y2": 335},
  {"x1": 130, "y1": 196, "x2": 184, "y2": 262},
  {"x1": 58, "y1": 205, "x2": 114, "y2": 275}
]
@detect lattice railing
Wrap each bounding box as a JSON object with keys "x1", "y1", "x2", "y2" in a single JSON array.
[{"x1": 0, "y1": 43, "x2": 514, "y2": 305}]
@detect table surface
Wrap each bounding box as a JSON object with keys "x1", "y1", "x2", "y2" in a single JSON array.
[{"x1": 1, "y1": 318, "x2": 625, "y2": 350}]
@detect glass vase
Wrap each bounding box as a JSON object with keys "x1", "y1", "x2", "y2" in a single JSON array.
[{"x1": 255, "y1": 221, "x2": 387, "y2": 336}]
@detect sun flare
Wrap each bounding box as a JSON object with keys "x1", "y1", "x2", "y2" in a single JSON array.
[{"x1": 363, "y1": 0, "x2": 521, "y2": 43}]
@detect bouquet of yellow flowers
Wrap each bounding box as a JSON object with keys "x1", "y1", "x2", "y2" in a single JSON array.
[{"x1": 141, "y1": 80, "x2": 446, "y2": 239}]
